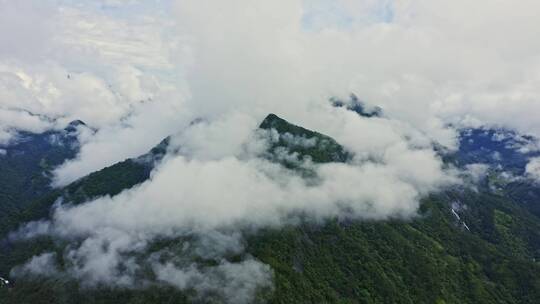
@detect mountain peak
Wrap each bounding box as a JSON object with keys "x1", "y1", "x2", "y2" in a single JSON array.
[
  {"x1": 259, "y1": 113, "x2": 283, "y2": 129},
  {"x1": 68, "y1": 120, "x2": 86, "y2": 127},
  {"x1": 259, "y1": 113, "x2": 321, "y2": 139},
  {"x1": 331, "y1": 94, "x2": 382, "y2": 118},
  {"x1": 259, "y1": 113, "x2": 351, "y2": 164},
  {"x1": 64, "y1": 120, "x2": 87, "y2": 133}
]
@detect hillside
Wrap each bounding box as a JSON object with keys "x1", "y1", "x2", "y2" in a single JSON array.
[{"x1": 0, "y1": 121, "x2": 84, "y2": 236}]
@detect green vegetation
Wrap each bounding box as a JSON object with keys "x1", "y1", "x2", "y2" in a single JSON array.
[
  {"x1": 0, "y1": 130, "x2": 79, "y2": 239},
  {"x1": 260, "y1": 114, "x2": 351, "y2": 165}
]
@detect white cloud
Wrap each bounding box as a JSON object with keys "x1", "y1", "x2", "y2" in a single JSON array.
[
  {"x1": 171, "y1": 0, "x2": 540, "y2": 144},
  {"x1": 0, "y1": 1, "x2": 56, "y2": 62},
  {"x1": 52, "y1": 85, "x2": 191, "y2": 185},
  {"x1": 154, "y1": 258, "x2": 273, "y2": 304},
  {"x1": 11, "y1": 252, "x2": 59, "y2": 277},
  {"x1": 464, "y1": 163, "x2": 490, "y2": 183},
  {"x1": 526, "y1": 157, "x2": 540, "y2": 182}
]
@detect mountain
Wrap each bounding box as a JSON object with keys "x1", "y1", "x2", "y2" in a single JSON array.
[
  {"x1": 331, "y1": 94, "x2": 383, "y2": 118},
  {"x1": 453, "y1": 127, "x2": 540, "y2": 174},
  {"x1": 447, "y1": 127, "x2": 540, "y2": 218},
  {"x1": 1, "y1": 114, "x2": 540, "y2": 303},
  {"x1": 259, "y1": 113, "x2": 351, "y2": 167},
  {"x1": 0, "y1": 134, "x2": 169, "y2": 247},
  {"x1": 0, "y1": 121, "x2": 85, "y2": 234}
]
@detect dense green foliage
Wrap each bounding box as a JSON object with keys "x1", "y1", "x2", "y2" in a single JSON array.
[
  {"x1": 0, "y1": 138, "x2": 164, "y2": 278},
  {"x1": 0, "y1": 128, "x2": 79, "y2": 239},
  {"x1": 1, "y1": 115, "x2": 540, "y2": 303},
  {"x1": 250, "y1": 190, "x2": 540, "y2": 304},
  {"x1": 0, "y1": 159, "x2": 152, "y2": 277},
  {"x1": 259, "y1": 114, "x2": 351, "y2": 166}
]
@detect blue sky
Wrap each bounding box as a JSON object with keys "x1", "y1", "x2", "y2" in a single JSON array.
[
  {"x1": 55, "y1": 0, "x2": 395, "y2": 30},
  {"x1": 303, "y1": 0, "x2": 394, "y2": 30}
]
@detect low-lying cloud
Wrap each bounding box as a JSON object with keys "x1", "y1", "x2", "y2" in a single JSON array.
[{"x1": 526, "y1": 157, "x2": 540, "y2": 183}]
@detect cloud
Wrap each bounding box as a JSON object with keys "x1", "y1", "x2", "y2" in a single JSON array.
[
  {"x1": 11, "y1": 252, "x2": 59, "y2": 278},
  {"x1": 464, "y1": 163, "x2": 490, "y2": 183},
  {"x1": 0, "y1": 0, "x2": 56, "y2": 62},
  {"x1": 526, "y1": 157, "x2": 540, "y2": 182},
  {"x1": 52, "y1": 86, "x2": 191, "y2": 186},
  {"x1": 172, "y1": 0, "x2": 540, "y2": 144},
  {"x1": 153, "y1": 258, "x2": 273, "y2": 304}
]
